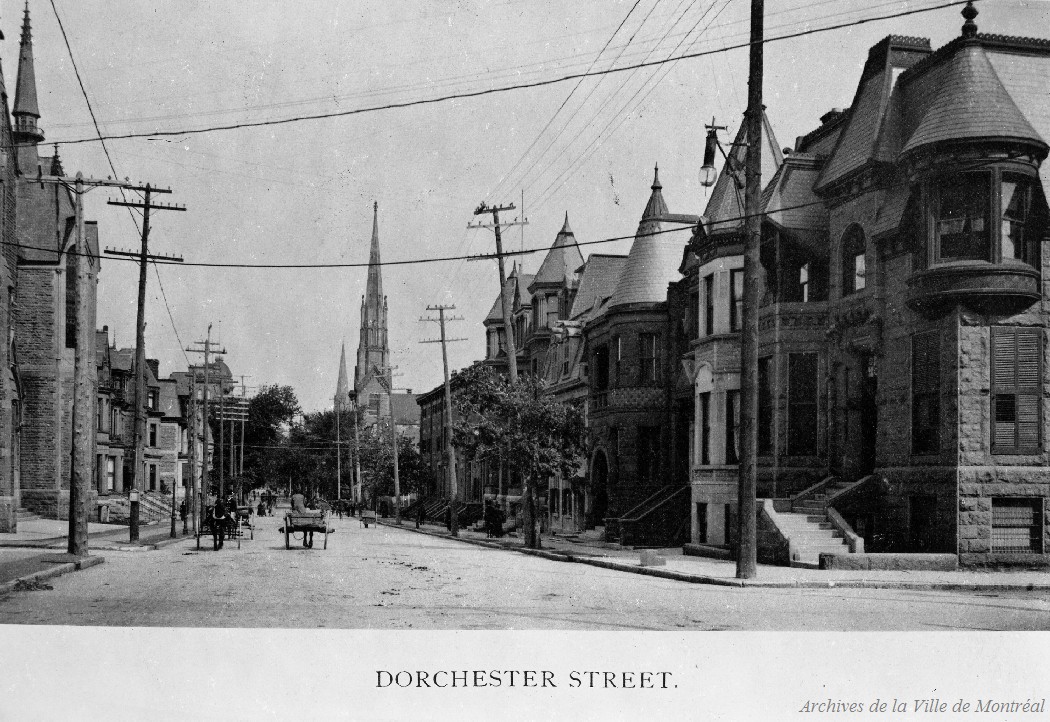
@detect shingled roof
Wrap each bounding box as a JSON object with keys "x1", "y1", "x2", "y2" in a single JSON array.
[
  {"x1": 570, "y1": 254, "x2": 627, "y2": 322},
  {"x1": 610, "y1": 167, "x2": 698, "y2": 309},
  {"x1": 703, "y1": 112, "x2": 783, "y2": 236},
  {"x1": 901, "y1": 43, "x2": 1046, "y2": 157},
  {"x1": 484, "y1": 269, "x2": 534, "y2": 323},
  {"x1": 529, "y1": 213, "x2": 584, "y2": 291}
]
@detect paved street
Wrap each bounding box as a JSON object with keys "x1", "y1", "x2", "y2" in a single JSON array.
[{"x1": 0, "y1": 513, "x2": 1047, "y2": 630}]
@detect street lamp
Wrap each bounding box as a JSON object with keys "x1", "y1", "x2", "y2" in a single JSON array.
[{"x1": 699, "y1": 118, "x2": 727, "y2": 188}]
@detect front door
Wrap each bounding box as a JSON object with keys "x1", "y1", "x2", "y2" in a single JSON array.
[{"x1": 858, "y1": 352, "x2": 878, "y2": 475}]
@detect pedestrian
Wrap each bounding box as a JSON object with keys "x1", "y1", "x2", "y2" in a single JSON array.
[
  {"x1": 257, "y1": 499, "x2": 266, "y2": 517},
  {"x1": 445, "y1": 504, "x2": 453, "y2": 532},
  {"x1": 179, "y1": 499, "x2": 188, "y2": 525},
  {"x1": 211, "y1": 496, "x2": 227, "y2": 550},
  {"x1": 416, "y1": 502, "x2": 425, "y2": 529},
  {"x1": 349, "y1": 502, "x2": 356, "y2": 518}
]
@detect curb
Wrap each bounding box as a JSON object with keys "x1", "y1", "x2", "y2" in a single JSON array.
[
  {"x1": 378, "y1": 521, "x2": 1050, "y2": 591},
  {"x1": 0, "y1": 555, "x2": 105, "y2": 595}
]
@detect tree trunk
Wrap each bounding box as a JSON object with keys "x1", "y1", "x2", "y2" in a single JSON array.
[{"x1": 523, "y1": 473, "x2": 540, "y2": 549}]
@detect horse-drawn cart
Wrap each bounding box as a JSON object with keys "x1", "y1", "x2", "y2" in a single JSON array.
[
  {"x1": 195, "y1": 506, "x2": 254, "y2": 550},
  {"x1": 284, "y1": 511, "x2": 331, "y2": 550}
]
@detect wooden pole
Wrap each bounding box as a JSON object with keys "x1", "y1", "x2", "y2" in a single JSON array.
[
  {"x1": 66, "y1": 173, "x2": 91, "y2": 556},
  {"x1": 736, "y1": 0, "x2": 763, "y2": 580}
]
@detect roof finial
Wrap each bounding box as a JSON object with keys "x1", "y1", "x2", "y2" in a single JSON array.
[
  {"x1": 373, "y1": 200, "x2": 378, "y2": 213},
  {"x1": 561, "y1": 211, "x2": 572, "y2": 235},
  {"x1": 652, "y1": 163, "x2": 662, "y2": 190},
  {"x1": 961, "y1": 1, "x2": 978, "y2": 38}
]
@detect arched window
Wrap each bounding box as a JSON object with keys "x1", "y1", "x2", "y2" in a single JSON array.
[{"x1": 841, "y1": 226, "x2": 866, "y2": 296}]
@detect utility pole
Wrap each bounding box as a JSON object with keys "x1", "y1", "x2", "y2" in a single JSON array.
[
  {"x1": 420, "y1": 305, "x2": 466, "y2": 537},
  {"x1": 187, "y1": 327, "x2": 225, "y2": 526},
  {"x1": 335, "y1": 401, "x2": 342, "y2": 503},
  {"x1": 34, "y1": 171, "x2": 169, "y2": 556},
  {"x1": 187, "y1": 373, "x2": 198, "y2": 536},
  {"x1": 351, "y1": 392, "x2": 363, "y2": 507},
  {"x1": 238, "y1": 376, "x2": 251, "y2": 484},
  {"x1": 737, "y1": 0, "x2": 764, "y2": 580},
  {"x1": 374, "y1": 363, "x2": 404, "y2": 524},
  {"x1": 469, "y1": 203, "x2": 528, "y2": 385},
  {"x1": 106, "y1": 186, "x2": 185, "y2": 542}
]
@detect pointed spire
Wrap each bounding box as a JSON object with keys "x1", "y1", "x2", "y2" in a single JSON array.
[
  {"x1": 13, "y1": 0, "x2": 43, "y2": 145},
  {"x1": 642, "y1": 163, "x2": 669, "y2": 221},
  {"x1": 335, "y1": 343, "x2": 350, "y2": 411},
  {"x1": 354, "y1": 201, "x2": 390, "y2": 396},
  {"x1": 560, "y1": 212, "x2": 572, "y2": 235},
  {"x1": 49, "y1": 143, "x2": 63, "y2": 175}
]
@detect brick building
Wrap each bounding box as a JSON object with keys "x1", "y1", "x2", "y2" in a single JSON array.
[
  {"x1": 0, "y1": 11, "x2": 22, "y2": 532},
  {"x1": 12, "y1": 5, "x2": 100, "y2": 521}
]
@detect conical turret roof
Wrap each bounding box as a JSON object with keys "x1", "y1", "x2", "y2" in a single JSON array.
[
  {"x1": 609, "y1": 166, "x2": 688, "y2": 308},
  {"x1": 530, "y1": 212, "x2": 584, "y2": 290},
  {"x1": 902, "y1": 44, "x2": 1046, "y2": 156}
]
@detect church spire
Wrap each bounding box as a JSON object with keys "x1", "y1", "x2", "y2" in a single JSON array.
[
  {"x1": 354, "y1": 201, "x2": 390, "y2": 398},
  {"x1": 335, "y1": 342, "x2": 350, "y2": 412},
  {"x1": 13, "y1": 1, "x2": 43, "y2": 146}
]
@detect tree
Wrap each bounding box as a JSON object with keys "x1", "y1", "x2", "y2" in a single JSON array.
[
  {"x1": 452, "y1": 364, "x2": 584, "y2": 549},
  {"x1": 357, "y1": 420, "x2": 427, "y2": 503},
  {"x1": 241, "y1": 384, "x2": 300, "y2": 493}
]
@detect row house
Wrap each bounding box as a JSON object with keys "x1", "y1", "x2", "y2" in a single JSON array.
[{"x1": 688, "y1": 5, "x2": 1050, "y2": 565}]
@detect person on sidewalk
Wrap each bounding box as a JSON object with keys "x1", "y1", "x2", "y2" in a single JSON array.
[
  {"x1": 211, "y1": 497, "x2": 227, "y2": 551},
  {"x1": 416, "y1": 503, "x2": 425, "y2": 529}
]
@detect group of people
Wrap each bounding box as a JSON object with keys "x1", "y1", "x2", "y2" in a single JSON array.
[{"x1": 207, "y1": 491, "x2": 242, "y2": 551}]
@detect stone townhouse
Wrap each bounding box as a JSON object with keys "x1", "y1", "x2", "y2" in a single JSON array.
[
  {"x1": 685, "y1": 112, "x2": 784, "y2": 549},
  {"x1": 584, "y1": 167, "x2": 698, "y2": 546},
  {"x1": 95, "y1": 328, "x2": 127, "y2": 499},
  {"x1": 687, "y1": 5, "x2": 1050, "y2": 565},
  {"x1": 12, "y1": 4, "x2": 100, "y2": 521},
  {"x1": 540, "y1": 252, "x2": 627, "y2": 532}
]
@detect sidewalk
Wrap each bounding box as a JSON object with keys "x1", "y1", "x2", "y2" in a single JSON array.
[
  {"x1": 0, "y1": 548, "x2": 104, "y2": 594},
  {"x1": 381, "y1": 519, "x2": 1050, "y2": 591},
  {"x1": 0, "y1": 518, "x2": 193, "y2": 551}
]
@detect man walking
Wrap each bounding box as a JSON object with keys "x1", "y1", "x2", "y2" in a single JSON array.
[{"x1": 211, "y1": 496, "x2": 227, "y2": 551}]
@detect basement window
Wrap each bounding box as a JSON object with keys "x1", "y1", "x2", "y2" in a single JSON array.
[{"x1": 991, "y1": 498, "x2": 1043, "y2": 553}]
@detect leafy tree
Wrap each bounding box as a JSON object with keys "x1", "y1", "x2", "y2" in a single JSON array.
[
  {"x1": 451, "y1": 364, "x2": 584, "y2": 549},
  {"x1": 241, "y1": 384, "x2": 300, "y2": 493},
  {"x1": 357, "y1": 420, "x2": 427, "y2": 503}
]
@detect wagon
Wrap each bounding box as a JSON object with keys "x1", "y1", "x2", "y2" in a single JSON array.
[
  {"x1": 284, "y1": 511, "x2": 330, "y2": 550},
  {"x1": 196, "y1": 509, "x2": 250, "y2": 550}
]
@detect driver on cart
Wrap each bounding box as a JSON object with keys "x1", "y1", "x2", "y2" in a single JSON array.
[{"x1": 290, "y1": 488, "x2": 315, "y2": 548}]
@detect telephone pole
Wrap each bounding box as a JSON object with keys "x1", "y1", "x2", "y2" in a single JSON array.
[
  {"x1": 187, "y1": 373, "x2": 198, "y2": 536},
  {"x1": 737, "y1": 0, "x2": 764, "y2": 580},
  {"x1": 375, "y1": 363, "x2": 404, "y2": 524},
  {"x1": 106, "y1": 186, "x2": 185, "y2": 542},
  {"x1": 34, "y1": 172, "x2": 171, "y2": 556},
  {"x1": 420, "y1": 305, "x2": 466, "y2": 536},
  {"x1": 469, "y1": 202, "x2": 528, "y2": 385},
  {"x1": 187, "y1": 327, "x2": 225, "y2": 525}
]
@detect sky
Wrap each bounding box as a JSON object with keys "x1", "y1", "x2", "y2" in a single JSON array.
[{"x1": 13, "y1": 0, "x2": 1048, "y2": 413}]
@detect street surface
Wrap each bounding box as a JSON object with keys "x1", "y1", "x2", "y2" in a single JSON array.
[{"x1": 1, "y1": 513, "x2": 1048, "y2": 630}]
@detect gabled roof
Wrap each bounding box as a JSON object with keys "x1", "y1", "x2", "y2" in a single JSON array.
[
  {"x1": 901, "y1": 43, "x2": 1046, "y2": 157},
  {"x1": 390, "y1": 393, "x2": 421, "y2": 426},
  {"x1": 484, "y1": 269, "x2": 535, "y2": 323},
  {"x1": 703, "y1": 111, "x2": 783, "y2": 235},
  {"x1": 158, "y1": 379, "x2": 181, "y2": 419},
  {"x1": 609, "y1": 166, "x2": 698, "y2": 309},
  {"x1": 763, "y1": 153, "x2": 827, "y2": 232},
  {"x1": 569, "y1": 254, "x2": 627, "y2": 322},
  {"x1": 529, "y1": 213, "x2": 584, "y2": 291}
]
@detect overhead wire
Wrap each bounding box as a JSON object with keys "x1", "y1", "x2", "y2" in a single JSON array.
[
  {"x1": 33, "y1": 0, "x2": 979, "y2": 150},
  {"x1": 49, "y1": 0, "x2": 191, "y2": 366}
]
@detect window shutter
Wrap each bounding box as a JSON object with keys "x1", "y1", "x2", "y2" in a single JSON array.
[{"x1": 992, "y1": 326, "x2": 1042, "y2": 453}]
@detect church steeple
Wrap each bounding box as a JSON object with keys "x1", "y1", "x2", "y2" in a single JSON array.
[
  {"x1": 335, "y1": 342, "x2": 350, "y2": 412},
  {"x1": 354, "y1": 202, "x2": 390, "y2": 401},
  {"x1": 13, "y1": 1, "x2": 43, "y2": 147}
]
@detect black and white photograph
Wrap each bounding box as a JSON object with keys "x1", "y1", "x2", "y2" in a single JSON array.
[{"x1": 0, "y1": 0, "x2": 1048, "y2": 718}]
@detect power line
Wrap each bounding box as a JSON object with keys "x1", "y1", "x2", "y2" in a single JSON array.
[
  {"x1": 36, "y1": 0, "x2": 976, "y2": 149},
  {"x1": 50, "y1": 0, "x2": 192, "y2": 367}
]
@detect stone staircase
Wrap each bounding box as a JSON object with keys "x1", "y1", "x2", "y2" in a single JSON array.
[
  {"x1": 16, "y1": 508, "x2": 43, "y2": 522},
  {"x1": 778, "y1": 479, "x2": 857, "y2": 567}
]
